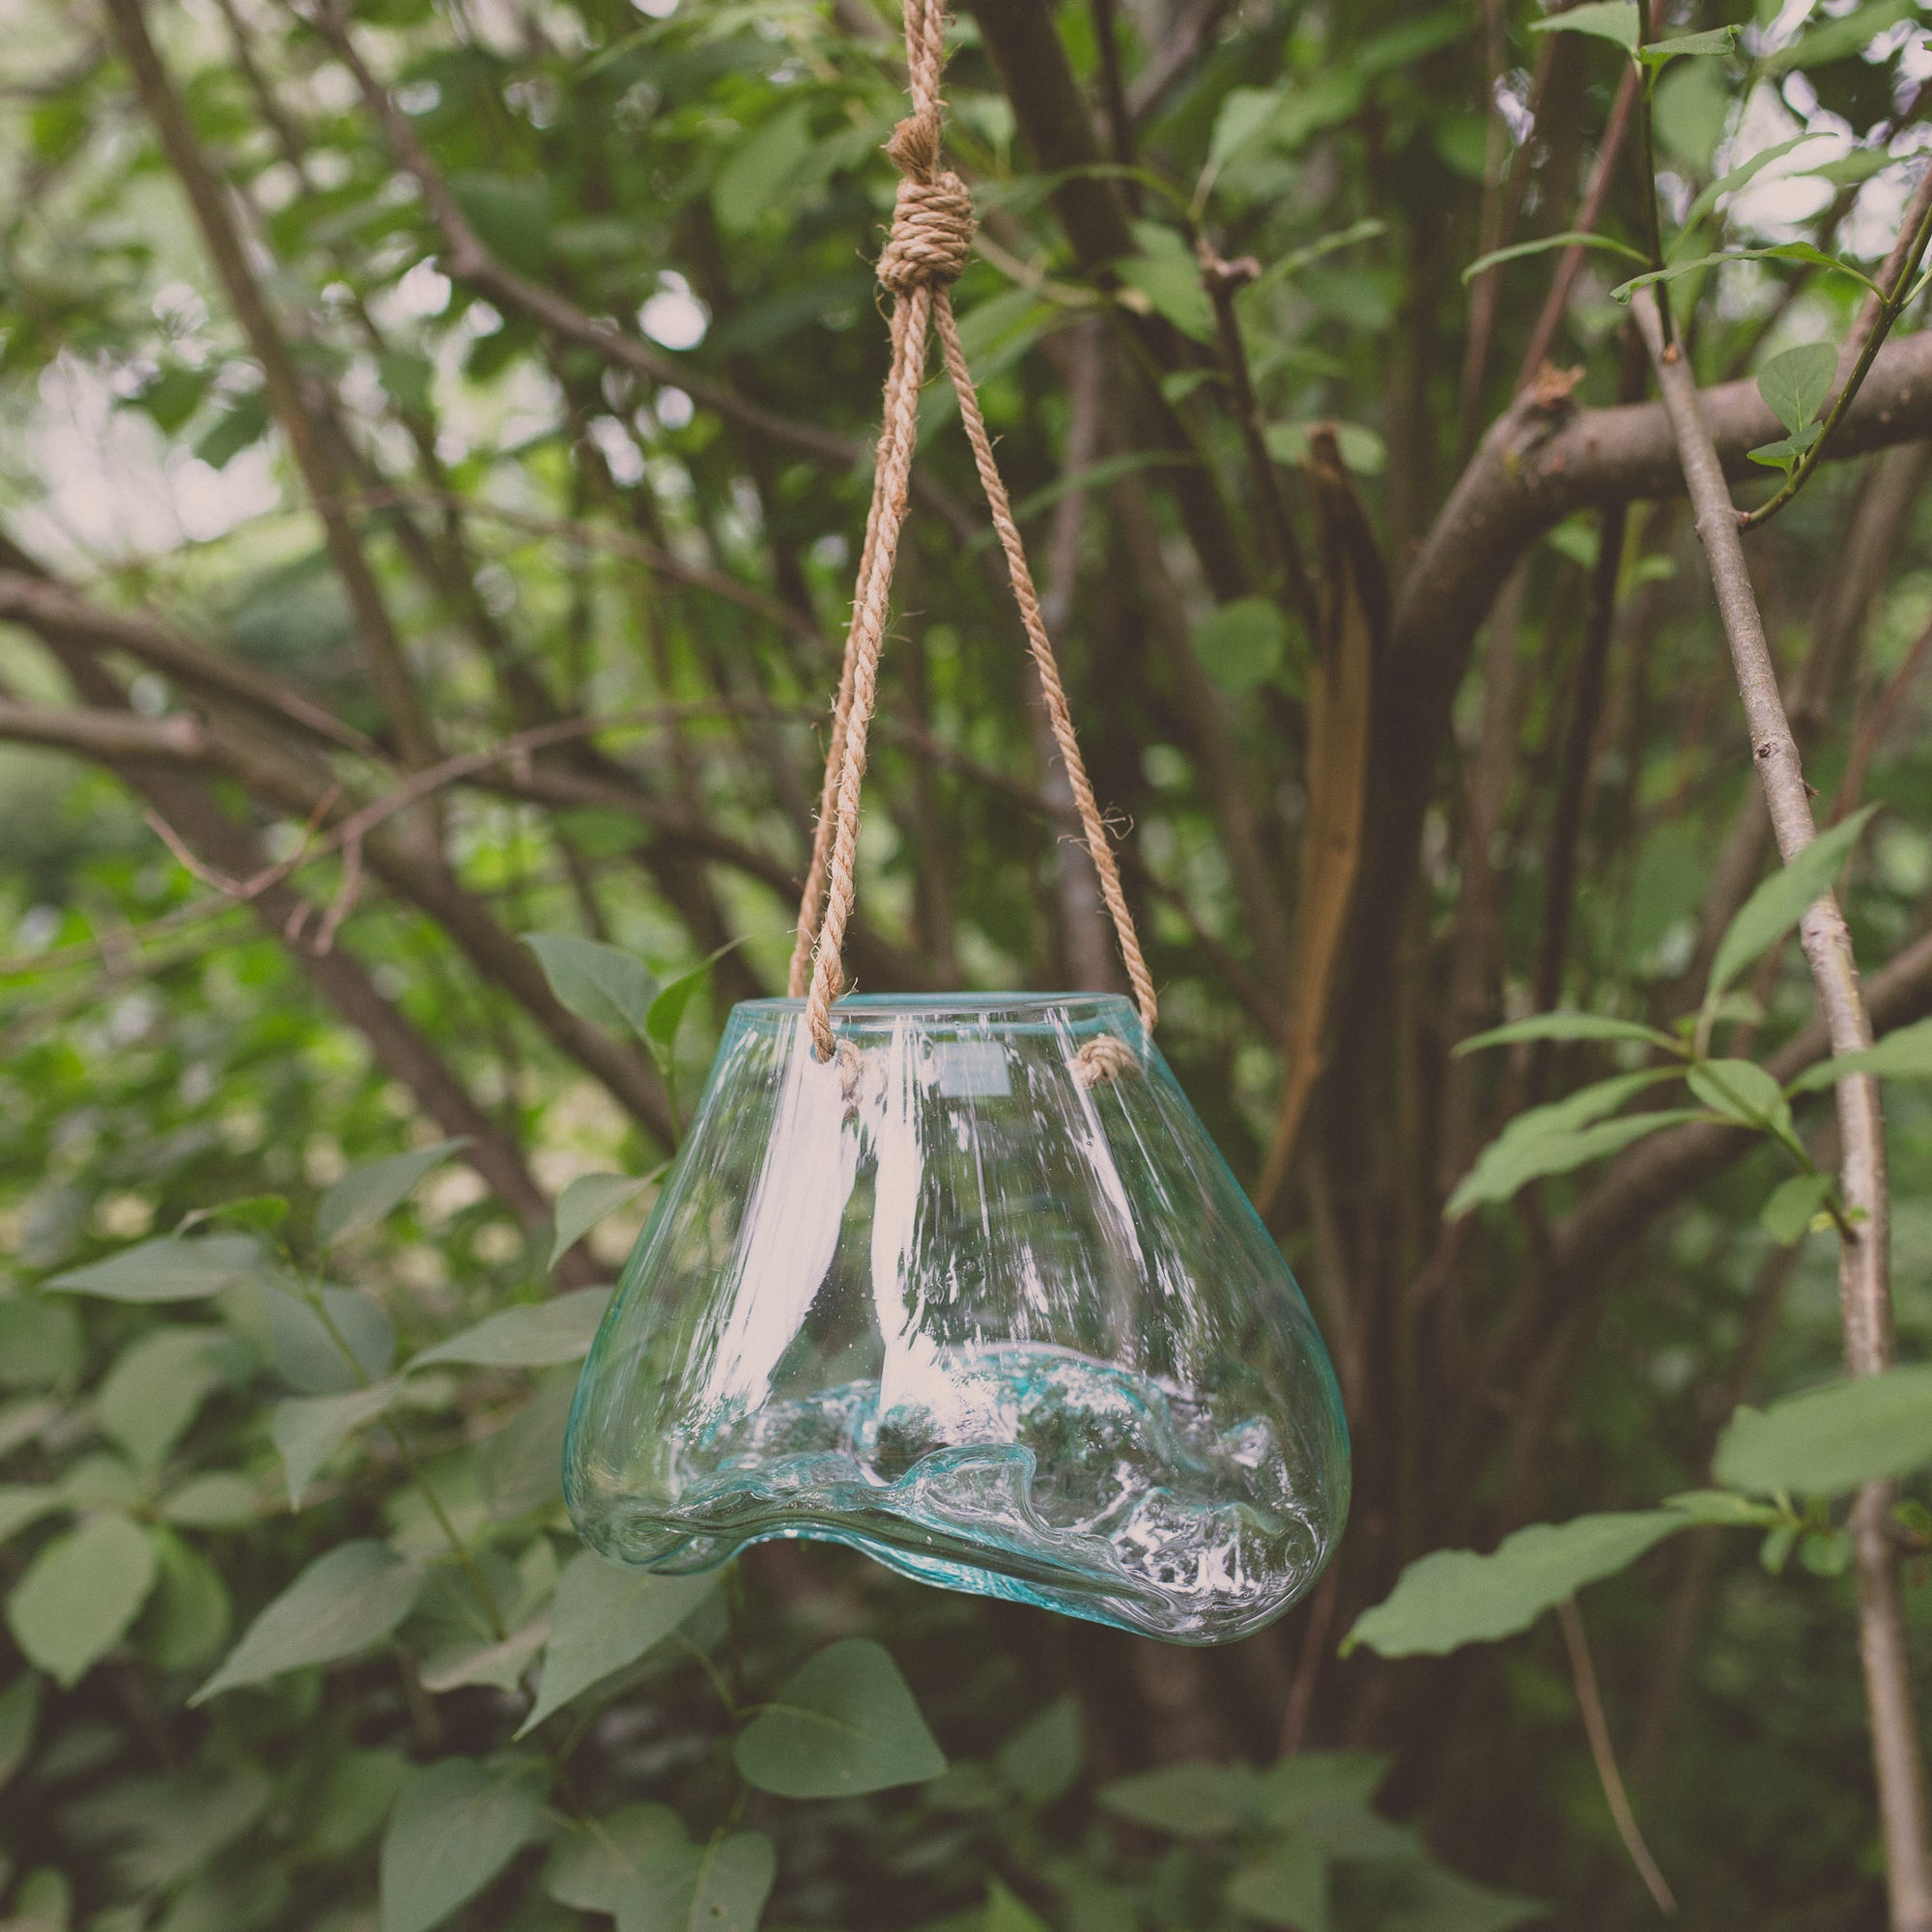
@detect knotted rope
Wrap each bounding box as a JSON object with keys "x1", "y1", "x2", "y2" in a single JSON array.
[{"x1": 786, "y1": 0, "x2": 1156, "y2": 1076}]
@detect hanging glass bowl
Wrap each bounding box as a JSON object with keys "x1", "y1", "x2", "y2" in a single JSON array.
[{"x1": 565, "y1": 993, "x2": 1349, "y2": 1645}]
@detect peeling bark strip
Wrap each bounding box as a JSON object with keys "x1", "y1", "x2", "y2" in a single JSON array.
[
  {"x1": 1255, "y1": 434, "x2": 1383, "y2": 1216},
  {"x1": 1634, "y1": 288, "x2": 1932, "y2": 1932}
]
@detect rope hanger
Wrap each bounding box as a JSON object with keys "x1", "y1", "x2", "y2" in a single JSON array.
[{"x1": 784, "y1": 0, "x2": 1157, "y2": 1071}]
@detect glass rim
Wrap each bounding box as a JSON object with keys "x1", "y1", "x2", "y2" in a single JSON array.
[{"x1": 726, "y1": 991, "x2": 1141, "y2": 1017}]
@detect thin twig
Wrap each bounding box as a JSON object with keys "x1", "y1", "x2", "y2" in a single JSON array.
[
  {"x1": 1518, "y1": 65, "x2": 1640, "y2": 390},
  {"x1": 101, "y1": 0, "x2": 440, "y2": 772},
  {"x1": 1634, "y1": 283, "x2": 1932, "y2": 1932},
  {"x1": 1126, "y1": 0, "x2": 1235, "y2": 122},
  {"x1": 1556, "y1": 1598, "x2": 1678, "y2": 1917},
  {"x1": 337, "y1": 491, "x2": 827, "y2": 645},
  {"x1": 1744, "y1": 162, "x2": 1932, "y2": 529},
  {"x1": 1198, "y1": 245, "x2": 1319, "y2": 633},
  {"x1": 1840, "y1": 604, "x2": 1932, "y2": 812},
  {"x1": 1631, "y1": 5, "x2": 1674, "y2": 349}
]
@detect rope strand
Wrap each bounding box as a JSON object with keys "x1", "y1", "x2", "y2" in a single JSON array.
[
  {"x1": 793, "y1": 0, "x2": 1154, "y2": 1061},
  {"x1": 787, "y1": 295, "x2": 920, "y2": 1001}
]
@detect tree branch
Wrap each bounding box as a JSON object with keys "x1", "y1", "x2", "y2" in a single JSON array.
[
  {"x1": 100, "y1": 0, "x2": 440, "y2": 772},
  {"x1": 1633, "y1": 283, "x2": 1930, "y2": 1932},
  {"x1": 1338, "y1": 327, "x2": 1932, "y2": 1084},
  {"x1": 33, "y1": 642, "x2": 599, "y2": 1287}
]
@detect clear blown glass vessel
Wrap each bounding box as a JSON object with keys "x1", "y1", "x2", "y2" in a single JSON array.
[{"x1": 565, "y1": 994, "x2": 1349, "y2": 1643}]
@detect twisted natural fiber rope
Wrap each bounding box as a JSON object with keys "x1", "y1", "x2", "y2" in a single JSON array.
[{"x1": 788, "y1": 0, "x2": 1155, "y2": 1070}]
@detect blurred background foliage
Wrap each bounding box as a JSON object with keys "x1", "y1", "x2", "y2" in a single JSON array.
[{"x1": 2, "y1": 0, "x2": 1932, "y2": 1928}]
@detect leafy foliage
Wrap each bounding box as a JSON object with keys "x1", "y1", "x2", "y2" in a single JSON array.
[{"x1": 2, "y1": 0, "x2": 1931, "y2": 1926}]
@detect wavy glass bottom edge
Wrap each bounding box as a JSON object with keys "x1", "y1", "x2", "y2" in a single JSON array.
[
  {"x1": 565, "y1": 993, "x2": 1350, "y2": 1647},
  {"x1": 569, "y1": 1344, "x2": 1339, "y2": 1645}
]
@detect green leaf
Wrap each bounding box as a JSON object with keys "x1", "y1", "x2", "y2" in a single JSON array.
[
  {"x1": 411, "y1": 1286, "x2": 613, "y2": 1371},
  {"x1": 713, "y1": 101, "x2": 814, "y2": 235},
  {"x1": 733, "y1": 1637, "x2": 947, "y2": 1797},
  {"x1": 317, "y1": 1139, "x2": 468, "y2": 1249},
  {"x1": 6, "y1": 1514, "x2": 159, "y2": 1687},
  {"x1": 45, "y1": 1235, "x2": 260, "y2": 1302},
  {"x1": 378, "y1": 350, "x2": 435, "y2": 418},
  {"x1": 1799, "y1": 1525, "x2": 1854, "y2": 1575},
  {"x1": 646, "y1": 948, "x2": 734, "y2": 1054},
  {"x1": 1707, "y1": 807, "x2": 1877, "y2": 999},
  {"x1": 519, "y1": 1552, "x2": 718, "y2": 1735},
  {"x1": 310, "y1": 1748, "x2": 413, "y2": 1859},
  {"x1": 1353, "y1": 8, "x2": 1469, "y2": 76},
  {"x1": 1446, "y1": 1074, "x2": 1689, "y2": 1219},
  {"x1": 192, "y1": 1540, "x2": 424, "y2": 1703},
  {"x1": 0, "y1": 1486, "x2": 62, "y2": 1548},
  {"x1": 9, "y1": 1869, "x2": 69, "y2": 1929},
  {"x1": 1687, "y1": 1057, "x2": 1793, "y2": 1136},
  {"x1": 419, "y1": 1614, "x2": 550, "y2": 1697},
  {"x1": 1454, "y1": 1012, "x2": 1673, "y2": 1055},
  {"x1": 1117, "y1": 222, "x2": 1215, "y2": 344},
  {"x1": 1226, "y1": 1833, "x2": 1328, "y2": 1931},
  {"x1": 0, "y1": 1295, "x2": 81, "y2": 1388},
  {"x1": 1677, "y1": 134, "x2": 1824, "y2": 240},
  {"x1": 159, "y1": 1471, "x2": 261, "y2": 1528},
  {"x1": 1253, "y1": 218, "x2": 1387, "y2": 292},
  {"x1": 1264, "y1": 419, "x2": 1387, "y2": 477},
  {"x1": 525, "y1": 933, "x2": 661, "y2": 1037},
  {"x1": 615, "y1": 1830, "x2": 776, "y2": 1932},
  {"x1": 194, "y1": 389, "x2": 270, "y2": 468},
  {"x1": 271, "y1": 1379, "x2": 406, "y2": 1507},
  {"x1": 547, "y1": 1805, "x2": 685, "y2": 1913},
  {"x1": 1715, "y1": 1365, "x2": 1932, "y2": 1497},
  {"x1": 1098, "y1": 1762, "x2": 1260, "y2": 1836},
  {"x1": 1788, "y1": 1015, "x2": 1932, "y2": 1092},
  {"x1": 1258, "y1": 1751, "x2": 1391, "y2": 1826},
  {"x1": 133, "y1": 363, "x2": 210, "y2": 433},
  {"x1": 448, "y1": 171, "x2": 551, "y2": 275},
  {"x1": 1527, "y1": 2, "x2": 1637, "y2": 52},
  {"x1": 138, "y1": 1528, "x2": 232, "y2": 1673},
  {"x1": 479, "y1": 1370, "x2": 576, "y2": 1520},
  {"x1": 550, "y1": 1175, "x2": 658, "y2": 1269},
  {"x1": 1662, "y1": 1488, "x2": 1783, "y2": 1526},
  {"x1": 1209, "y1": 85, "x2": 1286, "y2": 168},
  {"x1": 1614, "y1": 243, "x2": 1885, "y2": 303},
  {"x1": 1638, "y1": 24, "x2": 1738, "y2": 63},
  {"x1": 985, "y1": 1880, "x2": 1052, "y2": 1932},
  {"x1": 68, "y1": 1765, "x2": 271, "y2": 1892},
  {"x1": 1342, "y1": 1512, "x2": 1690, "y2": 1658},
  {"x1": 381, "y1": 1758, "x2": 546, "y2": 1932},
  {"x1": 255, "y1": 1281, "x2": 396, "y2": 1394},
  {"x1": 59, "y1": 1450, "x2": 140, "y2": 1511},
  {"x1": 1747, "y1": 427, "x2": 1823, "y2": 468},
  {"x1": 96, "y1": 1327, "x2": 234, "y2": 1469},
  {"x1": 1806, "y1": 148, "x2": 1900, "y2": 187},
  {"x1": 1459, "y1": 229, "x2": 1647, "y2": 284},
  {"x1": 1348, "y1": 1861, "x2": 1546, "y2": 1932},
  {"x1": 1761, "y1": 1171, "x2": 1834, "y2": 1243},
  {"x1": 995, "y1": 1696, "x2": 1082, "y2": 1803},
  {"x1": 1191, "y1": 597, "x2": 1288, "y2": 695},
  {"x1": 1761, "y1": 0, "x2": 1918, "y2": 73},
  {"x1": 1757, "y1": 340, "x2": 1838, "y2": 436},
  {"x1": 0, "y1": 1673, "x2": 39, "y2": 1790}
]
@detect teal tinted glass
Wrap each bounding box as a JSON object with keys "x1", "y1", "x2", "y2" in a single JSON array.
[{"x1": 565, "y1": 995, "x2": 1349, "y2": 1643}]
